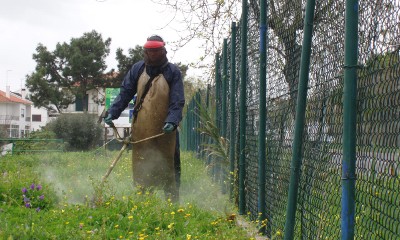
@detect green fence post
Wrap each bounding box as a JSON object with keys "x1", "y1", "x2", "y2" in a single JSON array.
[
  {"x1": 206, "y1": 84, "x2": 212, "y2": 166},
  {"x1": 222, "y1": 39, "x2": 228, "y2": 138},
  {"x1": 191, "y1": 97, "x2": 195, "y2": 153},
  {"x1": 284, "y1": 0, "x2": 316, "y2": 239},
  {"x1": 187, "y1": 100, "x2": 193, "y2": 151},
  {"x1": 342, "y1": 0, "x2": 358, "y2": 239},
  {"x1": 206, "y1": 84, "x2": 210, "y2": 108},
  {"x1": 221, "y1": 39, "x2": 229, "y2": 192},
  {"x1": 195, "y1": 91, "x2": 202, "y2": 155},
  {"x1": 258, "y1": 0, "x2": 268, "y2": 234},
  {"x1": 180, "y1": 111, "x2": 187, "y2": 151},
  {"x1": 185, "y1": 106, "x2": 189, "y2": 151},
  {"x1": 239, "y1": 0, "x2": 248, "y2": 215},
  {"x1": 229, "y1": 22, "x2": 237, "y2": 200},
  {"x1": 215, "y1": 53, "x2": 221, "y2": 132},
  {"x1": 215, "y1": 53, "x2": 221, "y2": 180}
]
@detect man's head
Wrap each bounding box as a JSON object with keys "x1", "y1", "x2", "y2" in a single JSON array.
[{"x1": 143, "y1": 35, "x2": 167, "y2": 67}]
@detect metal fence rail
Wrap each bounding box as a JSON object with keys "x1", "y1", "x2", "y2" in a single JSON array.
[
  {"x1": 0, "y1": 138, "x2": 64, "y2": 154},
  {"x1": 181, "y1": 0, "x2": 399, "y2": 239}
]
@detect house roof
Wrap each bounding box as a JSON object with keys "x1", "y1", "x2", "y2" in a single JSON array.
[{"x1": 0, "y1": 89, "x2": 32, "y2": 105}]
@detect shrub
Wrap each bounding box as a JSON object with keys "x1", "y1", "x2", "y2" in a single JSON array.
[{"x1": 46, "y1": 113, "x2": 102, "y2": 151}]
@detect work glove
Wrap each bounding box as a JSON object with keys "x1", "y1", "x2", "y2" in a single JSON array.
[
  {"x1": 162, "y1": 122, "x2": 176, "y2": 133},
  {"x1": 103, "y1": 113, "x2": 114, "y2": 127}
]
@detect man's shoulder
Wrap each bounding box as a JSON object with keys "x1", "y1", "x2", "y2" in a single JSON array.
[
  {"x1": 132, "y1": 60, "x2": 145, "y2": 70},
  {"x1": 166, "y1": 62, "x2": 181, "y2": 73},
  {"x1": 127, "y1": 61, "x2": 145, "y2": 78}
]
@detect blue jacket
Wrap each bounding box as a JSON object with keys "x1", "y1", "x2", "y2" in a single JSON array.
[{"x1": 108, "y1": 60, "x2": 185, "y2": 126}]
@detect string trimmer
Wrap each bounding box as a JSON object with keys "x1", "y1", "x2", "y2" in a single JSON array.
[{"x1": 92, "y1": 122, "x2": 164, "y2": 206}]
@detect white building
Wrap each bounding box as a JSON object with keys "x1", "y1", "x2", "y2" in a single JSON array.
[
  {"x1": 64, "y1": 88, "x2": 104, "y2": 115},
  {"x1": 0, "y1": 87, "x2": 33, "y2": 138}
]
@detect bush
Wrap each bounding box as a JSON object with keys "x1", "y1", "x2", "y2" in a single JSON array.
[{"x1": 46, "y1": 113, "x2": 102, "y2": 151}]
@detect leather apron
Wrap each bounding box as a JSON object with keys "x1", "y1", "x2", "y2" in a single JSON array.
[{"x1": 131, "y1": 70, "x2": 177, "y2": 193}]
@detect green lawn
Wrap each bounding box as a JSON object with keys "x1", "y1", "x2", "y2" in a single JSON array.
[{"x1": 0, "y1": 151, "x2": 254, "y2": 239}]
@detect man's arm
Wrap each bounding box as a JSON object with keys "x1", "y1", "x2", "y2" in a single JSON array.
[
  {"x1": 108, "y1": 61, "x2": 145, "y2": 119},
  {"x1": 164, "y1": 64, "x2": 185, "y2": 126}
]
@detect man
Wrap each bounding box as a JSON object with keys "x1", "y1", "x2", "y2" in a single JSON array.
[{"x1": 104, "y1": 35, "x2": 185, "y2": 202}]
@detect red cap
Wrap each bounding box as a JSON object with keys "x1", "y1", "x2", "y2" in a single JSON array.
[{"x1": 144, "y1": 40, "x2": 165, "y2": 49}]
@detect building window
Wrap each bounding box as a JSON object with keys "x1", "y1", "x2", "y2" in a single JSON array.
[
  {"x1": 75, "y1": 94, "x2": 88, "y2": 112},
  {"x1": 32, "y1": 114, "x2": 42, "y2": 122},
  {"x1": 25, "y1": 126, "x2": 30, "y2": 138},
  {"x1": 9, "y1": 125, "x2": 19, "y2": 138},
  {"x1": 21, "y1": 109, "x2": 25, "y2": 118}
]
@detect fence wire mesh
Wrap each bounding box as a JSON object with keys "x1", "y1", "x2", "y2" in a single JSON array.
[{"x1": 181, "y1": 0, "x2": 399, "y2": 239}]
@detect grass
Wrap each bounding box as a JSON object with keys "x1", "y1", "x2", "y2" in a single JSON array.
[{"x1": 0, "y1": 151, "x2": 255, "y2": 239}]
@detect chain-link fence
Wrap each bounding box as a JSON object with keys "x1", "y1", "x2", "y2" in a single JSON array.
[{"x1": 181, "y1": 0, "x2": 399, "y2": 239}]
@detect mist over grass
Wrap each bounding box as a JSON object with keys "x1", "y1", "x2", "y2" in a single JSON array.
[
  {"x1": 0, "y1": 151, "x2": 253, "y2": 239},
  {"x1": 34, "y1": 151, "x2": 231, "y2": 214}
]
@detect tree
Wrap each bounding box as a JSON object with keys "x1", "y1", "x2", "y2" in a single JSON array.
[
  {"x1": 26, "y1": 30, "x2": 111, "y2": 112},
  {"x1": 183, "y1": 75, "x2": 206, "y2": 105},
  {"x1": 113, "y1": 45, "x2": 145, "y2": 85}
]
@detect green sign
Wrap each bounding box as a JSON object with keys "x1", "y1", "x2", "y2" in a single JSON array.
[
  {"x1": 105, "y1": 88, "x2": 136, "y2": 124},
  {"x1": 105, "y1": 88, "x2": 121, "y2": 109}
]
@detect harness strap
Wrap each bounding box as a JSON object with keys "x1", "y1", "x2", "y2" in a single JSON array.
[{"x1": 132, "y1": 74, "x2": 157, "y2": 123}]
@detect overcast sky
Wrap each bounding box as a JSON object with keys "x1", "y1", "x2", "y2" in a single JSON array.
[{"x1": 0, "y1": 0, "x2": 202, "y2": 92}]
